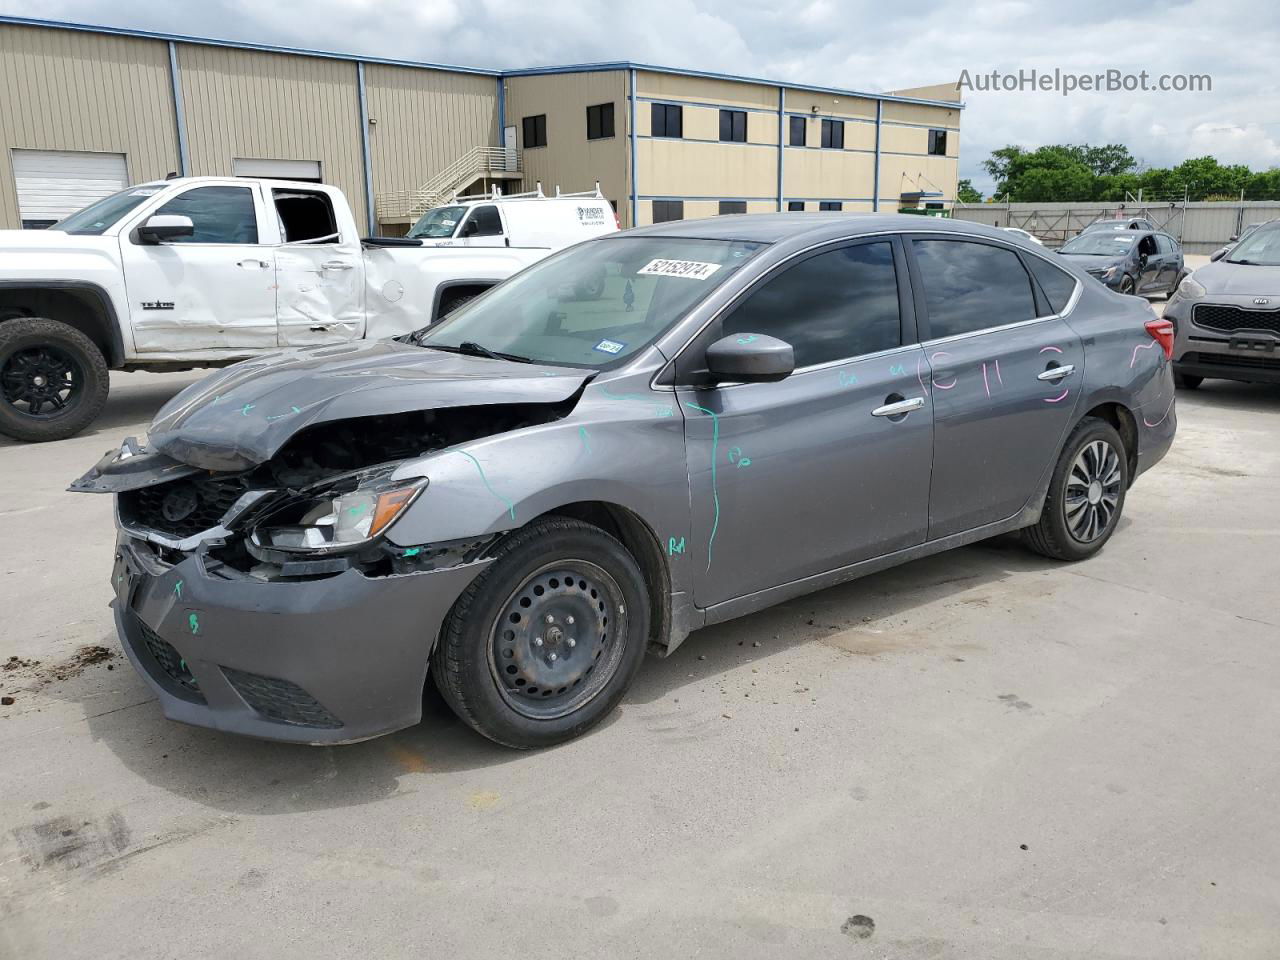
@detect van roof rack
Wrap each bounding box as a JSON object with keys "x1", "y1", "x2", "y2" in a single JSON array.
[{"x1": 449, "y1": 181, "x2": 605, "y2": 203}]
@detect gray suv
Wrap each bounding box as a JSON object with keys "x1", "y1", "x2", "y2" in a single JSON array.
[
  {"x1": 73, "y1": 215, "x2": 1176, "y2": 748},
  {"x1": 1166, "y1": 219, "x2": 1280, "y2": 387}
]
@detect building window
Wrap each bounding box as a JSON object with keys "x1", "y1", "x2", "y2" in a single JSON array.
[
  {"x1": 719, "y1": 109, "x2": 747, "y2": 143},
  {"x1": 787, "y1": 201, "x2": 805, "y2": 212},
  {"x1": 819, "y1": 201, "x2": 842, "y2": 211},
  {"x1": 522, "y1": 114, "x2": 547, "y2": 149},
  {"x1": 652, "y1": 103, "x2": 683, "y2": 138},
  {"x1": 820, "y1": 119, "x2": 844, "y2": 149},
  {"x1": 928, "y1": 129, "x2": 947, "y2": 155},
  {"x1": 587, "y1": 102, "x2": 615, "y2": 140},
  {"x1": 718, "y1": 200, "x2": 747, "y2": 215},
  {"x1": 789, "y1": 116, "x2": 806, "y2": 147},
  {"x1": 652, "y1": 200, "x2": 684, "y2": 223}
]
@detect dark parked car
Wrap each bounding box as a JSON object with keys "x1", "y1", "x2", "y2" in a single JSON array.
[
  {"x1": 1166, "y1": 219, "x2": 1280, "y2": 388},
  {"x1": 73, "y1": 215, "x2": 1176, "y2": 748},
  {"x1": 1080, "y1": 217, "x2": 1157, "y2": 234},
  {"x1": 1056, "y1": 228, "x2": 1184, "y2": 297}
]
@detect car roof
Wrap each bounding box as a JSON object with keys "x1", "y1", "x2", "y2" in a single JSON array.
[{"x1": 620, "y1": 213, "x2": 1020, "y2": 246}]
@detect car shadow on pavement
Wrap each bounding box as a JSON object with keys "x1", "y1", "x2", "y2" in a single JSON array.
[
  {"x1": 50, "y1": 533, "x2": 1057, "y2": 815},
  {"x1": 1176, "y1": 380, "x2": 1280, "y2": 413}
]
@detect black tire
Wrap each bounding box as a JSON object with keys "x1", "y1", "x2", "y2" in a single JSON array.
[
  {"x1": 1174, "y1": 371, "x2": 1203, "y2": 390},
  {"x1": 431, "y1": 517, "x2": 650, "y2": 748},
  {"x1": 1118, "y1": 275, "x2": 1136, "y2": 295},
  {"x1": 438, "y1": 292, "x2": 476, "y2": 319},
  {"x1": 1023, "y1": 417, "x2": 1129, "y2": 562},
  {"x1": 0, "y1": 317, "x2": 109, "y2": 442}
]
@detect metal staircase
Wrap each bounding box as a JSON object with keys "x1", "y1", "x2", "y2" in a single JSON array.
[{"x1": 376, "y1": 145, "x2": 521, "y2": 224}]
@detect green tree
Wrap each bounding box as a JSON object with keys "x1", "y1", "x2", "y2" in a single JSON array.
[{"x1": 956, "y1": 178, "x2": 983, "y2": 203}]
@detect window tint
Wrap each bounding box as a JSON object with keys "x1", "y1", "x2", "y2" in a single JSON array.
[
  {"x1": 928, "y1": 129, "x2": 947, "y2": 156},
  {"x1": 719, "y1": 109, "x2": 747, "y2": 142},
  {"x1": 154, "y1": 186, "x2": 257, "y2": 244},
  {"x1": 522, "y1": 114, "x2": 547, "y2": 148},
  {"x1": 912, "y1": 239, "x2": 1036, "y2": 338},
  {"x1": 273, "y1": 189, "x2": 338, "y2": 243},
  {"x1": 652, "y1": 200, "x2": 683, "y2": 223},
  {"x1": 1155, "y1": 234, "x2": 1176, "y2": 254},
  {"x1": 651, "y1": 103, "x2": 683, "y2": 138},
  {"x1": 821, "y1": 119, "x2": 844, "y2": 149},
  {"x1": 819, "y1": 201, "x2": 842, "y2": 211},
  {"x1": 463, "y1": 205, "x2": 503, "y2": 237},
  {"x1": 789, "y1": 115, "x2": 806, "y2": 146},
  {"x1": 586, "y1": 102, "x2": 614, "y2": 140},
  {"x1": 787, "y1": 201, "x2": 805, "y2": 211},
  {"x1": 721, "y1": 242, "x2": 901, "y2": 367},
  {"x1": 1024, "y1": 254, "x2": 1078, "y2": 315},
  {"x1": 718, "y1": 200, "x2": 747, "y2": 215}
]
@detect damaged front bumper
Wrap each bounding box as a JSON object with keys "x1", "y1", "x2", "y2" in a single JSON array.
[{"x1": 112, "y1": 532, "x2": 490, "y2": 744}]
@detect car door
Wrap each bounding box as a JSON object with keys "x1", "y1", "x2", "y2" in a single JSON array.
[
  {"x1": 119, "y1": 183, "x2": 277, "y2": 352},
  {"x1": 672, "y1": 237, "x2": 933, "y2": 608},
  {"x1": 271, "y1": 187, "x2": 365, "y2": 346},
  {"x1": 1135, "y1": 234, "x2": 1161, "y2": 293},
  {"x1": 455, "y1": 204, "x2": 506, "y2": 248},
  {"x1": 907, "y1": 236, "x2": 1083, "y2": 540},
  {"x1": 1154, "y1": 233, "x2": 1181, "y2": 291}
]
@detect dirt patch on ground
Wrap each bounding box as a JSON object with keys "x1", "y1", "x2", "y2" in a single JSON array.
[{"x1": 2, "y1": 645, "x2": 116, "y2": 699}]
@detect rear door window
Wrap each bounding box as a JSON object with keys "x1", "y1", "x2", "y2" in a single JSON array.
[
  {"x1": 273, "y1": 189, "x2": 338, "y2": 243},
  {"x1": 911, "y1": 239, "x2": 1036, "y2": 339},
  {"x1": 1024, "y1": 255, "x2": 1078, "y2": 315},
  {"x1": 153, "y1": 185, "x2": 258, "y2": 244}
]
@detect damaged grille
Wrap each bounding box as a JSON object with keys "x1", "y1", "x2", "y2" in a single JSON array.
[
  {"x1": 222, "y1": 667, "x2": 342, "y2": 729},
  {"x1": 121, "y1": 474, "x2": 252, "y2": 539},
  {"x1": 135, "y1": 620, "x2": 205, "y2": 703}
]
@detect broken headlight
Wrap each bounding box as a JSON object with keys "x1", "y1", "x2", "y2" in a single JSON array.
[{"x1": 248, "y1": 470, "x2": 426, "y2": 556}]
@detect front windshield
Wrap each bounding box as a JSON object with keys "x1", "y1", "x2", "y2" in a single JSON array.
[
  {"x1": 417, "y1": 236, "x2": 766, "y2": 367},
  {"x1": 1225, "y1": 223, "x2": 1280, "y2": 265},
  {"x1": 407, "y1": 205, "x2": 467, "y2": 239},
  {"x1": 1060, "y1": 233, "x2": 1137, "y2": 256},
  {"x1": 51, "y1": 185, "x2": 163, "y2": 235}
]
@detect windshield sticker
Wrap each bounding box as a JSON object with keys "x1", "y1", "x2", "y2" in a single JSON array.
[
  {"x1": 638, "y1": 259, "x2": 723, "y2": 281},
  {"x1": 593, "y1": 338, "x2": 626, "y2": 355},
  {"x1": 440, "y1": 219, "x2": 456, "y2": 227}
]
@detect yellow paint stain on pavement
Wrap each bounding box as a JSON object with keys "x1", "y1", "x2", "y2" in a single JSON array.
[
  {"x1": 467, "y1": 791, "x2": 501, "y2": 811},
  {"x1": 385, "y1": 742, "x2": 429, "y2": 773}
]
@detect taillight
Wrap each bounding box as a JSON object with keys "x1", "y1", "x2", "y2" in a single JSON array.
[{"x1": 1145, "y1": 317, "x2": 1175, "y2": 360}]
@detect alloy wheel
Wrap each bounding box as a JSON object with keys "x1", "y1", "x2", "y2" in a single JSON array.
[
  {"x1": 1064, "y1": 439, "x2": 1123, "y2": 543},
  {"x1": 0, "y1": 345, "x2": 83, "y2": 418}
]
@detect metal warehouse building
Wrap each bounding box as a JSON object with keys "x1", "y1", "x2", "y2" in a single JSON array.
[{"x1": 0, "y1": 16, "x2": 962, "y2": 235}]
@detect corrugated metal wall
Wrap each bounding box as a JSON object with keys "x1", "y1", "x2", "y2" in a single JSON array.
[
  {"x1": 176, "y1": 44, "x2": 369, "y2": 231},
  {"x1": 0, "y1": 23, "x2": 179, "y2": 227},
  {"x1": 364, "y1": 64, "x2": 498, "y2": 206}
]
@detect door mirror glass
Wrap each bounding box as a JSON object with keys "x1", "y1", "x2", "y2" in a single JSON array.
[
  {"x1": 705, "y1": 333, "x2": 794, "y2": 383},
  {"x1": 136, "y1": 214, "x2": 195, "y2": 244}
]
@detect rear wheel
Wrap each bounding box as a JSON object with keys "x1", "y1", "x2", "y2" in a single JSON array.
[
  {"x1": 1024, "y1": 417, "x2": 1128, "y2": 562},
  {"x1": 431, "y1": 517, "x2": 650, "y2": 748},
  {"x1": 1174, "y1": 371, "x2": 1203, "y2": 390},
  {"x1": 0, "y1": 317, "x2": 109, "y2": 442}
]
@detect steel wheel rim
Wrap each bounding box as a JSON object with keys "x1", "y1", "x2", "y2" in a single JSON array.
[
  {"x1": 488, "y1": 559, "x2": 629, "y2": 720},
  {"x1": 1064, "y1": 439, "x2": 1123, "y2": 543},
  {"x1": 0, "y1": 345, "x2": 84, "y2": 419}
]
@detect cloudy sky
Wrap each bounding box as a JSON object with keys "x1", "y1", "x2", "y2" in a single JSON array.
[{"x1": 3, "y1": 0, "x2": 1278, "y2": 195}]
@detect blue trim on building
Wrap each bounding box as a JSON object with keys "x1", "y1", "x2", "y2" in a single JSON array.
[
  {"x1": 638, "y1": 135, "x2": 777, "y2": 149},
  {"x1": 639, "y1": 195, "x2": 780, "y2": 202},
  {"x1": 785, "y1": 112, "x2": 876, "y2": 126},
  {"x1": 628, "y1": 68, "x2": 638, "y2": 228},
  {"x1": 356, "y1": 61, "x2": 375, "y2": 233},
  {"x1": 872, "y1": 100, "x2": 882, "y2": 212},
  {"x1": 635, "y1": 95, "x2": 779, "y2": 116},
  {"x1": 776, "y1": 87, "x2": 784, "y2": 212},
  {"x1": 496, "y1": 76, "x2": 506, "y2": 145},
  {"x1": 166, "y1": 40, "x2": 189, "y2": 177}
]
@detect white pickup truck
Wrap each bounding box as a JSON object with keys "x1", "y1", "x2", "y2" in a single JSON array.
[{"x1": 0, "y1": 177, "x2": 616, "y2": 441}]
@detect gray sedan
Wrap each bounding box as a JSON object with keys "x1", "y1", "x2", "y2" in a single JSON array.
[
  {"x1": 1166, "y1": 219, "x2": 1280, "y2": 387},
  {"x1": 73, "y1": 214, "x2": 1176, "y2": 748},
  {"x1": 1056, "y1": 228, "x2": 1184, "y2": 296}
]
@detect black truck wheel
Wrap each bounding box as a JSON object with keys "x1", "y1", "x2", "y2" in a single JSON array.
[{"x1": 0, "y1": 317, "x2": 110, "y2": 442}]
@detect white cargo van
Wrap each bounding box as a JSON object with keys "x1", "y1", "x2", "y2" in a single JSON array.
[{"x1": 406, "y1": 184, "x2": 618, "y2": 249}]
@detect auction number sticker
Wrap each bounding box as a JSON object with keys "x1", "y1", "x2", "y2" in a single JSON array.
[
  {"x1": 637, "y1": 259, "x2": 723, "y2": 280},
  {"x1": 593, "y1": 338, "x2": 626, "y2": 354}
]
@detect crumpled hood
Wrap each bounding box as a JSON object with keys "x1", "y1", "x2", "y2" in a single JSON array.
[
  {"x1": 1191, "y1": 260, "x2": 1280, "y2": 296},
  {"x1": 147, "y1": 339, "x2": 592, "y2": 471}
]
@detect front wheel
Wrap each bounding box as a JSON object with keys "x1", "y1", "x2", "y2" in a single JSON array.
[
  {"x1": 1118, "y1": 276, "x2": 1136, "y2": 295},
  {"x1": 0, "y1": 317, "x2": 110, "y2": 442},
  {"x1": 1023, "y1": 417, "x2": 1129, "y2": 562},
  {"x1": 432, "y1": 517, "x2": 650, "y2": 748}
]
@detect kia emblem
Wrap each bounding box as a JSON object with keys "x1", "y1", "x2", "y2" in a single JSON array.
[{"x1": 1254, "y1": 297, "x2": 1270, "y2": 305}]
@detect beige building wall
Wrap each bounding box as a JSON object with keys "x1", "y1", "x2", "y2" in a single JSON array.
[
  {"x1": 639, "y1": 71, "x2": 775, "y2": 111},
  {"x1": 365, "y1": 64, "x2": 499, "y2": 208},
  {"x1": 0, "y1": 23, "x2": 180, "y2": 228},
  {"x1": 783, "y1": 149, "x2": 877, "y2": 204},
  {"x1": 504, "y1": 71, "x2": 630, "y2": 223},
  {"x1": 176, "y1": 43, "x2": 369, "y2": 230}
]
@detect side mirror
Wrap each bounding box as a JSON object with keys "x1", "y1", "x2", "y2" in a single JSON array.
[
  {"x1": 136, "y1": 214, "x2": 194, "y2": 244},
  {"x1": 460, "y1": 218, "x2": 480, "y2": 238},
  {"x1": 705, "y1": 333, "x2": 794, "y2": 384},
  {"x1": 1209, "y1": 248, "x2": 1226, "y2": 262},
  {"x1": 1228, "y1": 234, "x2": 1239, "y2": 242}
]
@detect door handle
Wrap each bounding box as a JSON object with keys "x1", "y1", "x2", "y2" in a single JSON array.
[
  {"x1": 1038, "y1": 364, "x2": 1075, "y2": 381},
  {"x1": 321, "y1": 260, "x2": 355, "y2": 271},
  {"x1": 236, "y1": 259, "x2": 270, "y2": 269},
  {"x1": 871, "y1": 396, "x2": 926, "y2": 417}
]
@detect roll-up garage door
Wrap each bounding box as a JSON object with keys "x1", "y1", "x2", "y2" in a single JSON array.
[{"x1": 12, "y1": 149, "x2": 129, "y2": 228}]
